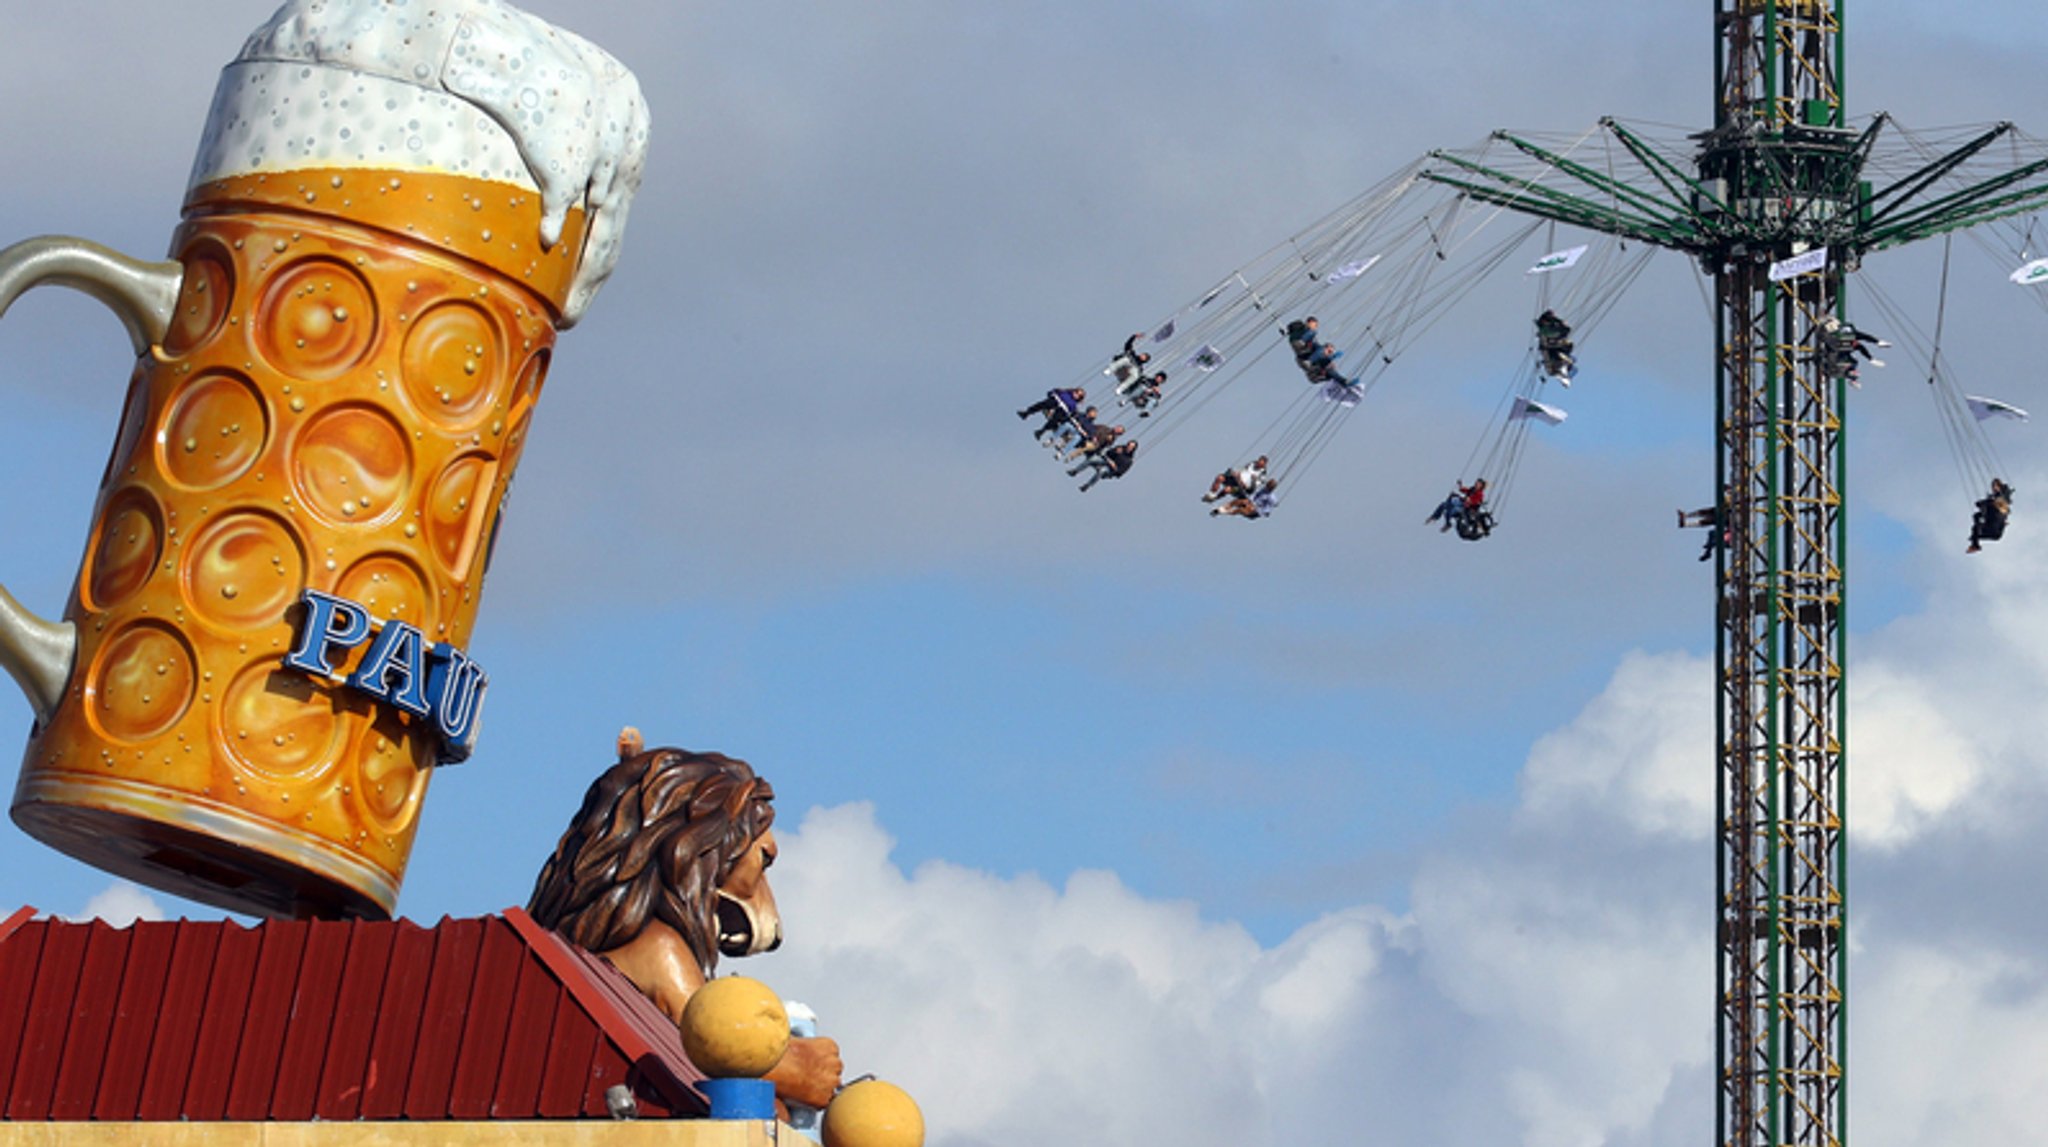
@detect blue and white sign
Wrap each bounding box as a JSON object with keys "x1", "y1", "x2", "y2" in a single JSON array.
[
  {"x1": 281, "y1": 589, "x2": 489, "y2": 764},
  {"x1": 1768, "y1": 246, "x2": 1829, "y2": 282}
]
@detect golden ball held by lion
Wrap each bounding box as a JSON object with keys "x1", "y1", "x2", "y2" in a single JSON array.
[{"x1": 527, "y1": 729, "x2": 843, "y2": 1111}]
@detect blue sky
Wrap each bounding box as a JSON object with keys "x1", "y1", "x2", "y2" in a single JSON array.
[{"x1": 6, "y1": 3, "x2": 2048, "y2": 1144}]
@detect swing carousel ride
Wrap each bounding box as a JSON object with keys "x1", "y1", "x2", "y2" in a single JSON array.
[
  {"x1": 1027, "y1": 124, "x2": 2040, "y2": 538},
  {"x1": 1023, "y1": 5, "x2": 2048, "y2": 1147}
]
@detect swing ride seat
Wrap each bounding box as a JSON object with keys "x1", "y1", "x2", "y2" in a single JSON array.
[{"x1": 1456, "y1": 509, "x2": 1496, "y2": 541}]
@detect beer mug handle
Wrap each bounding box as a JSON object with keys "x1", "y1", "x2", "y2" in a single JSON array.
[{"x1": 0, "y1": 236, "x2": 183, "y2": 724}]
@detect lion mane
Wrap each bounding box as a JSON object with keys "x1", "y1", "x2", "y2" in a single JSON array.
[{"x1": 526, "y1": 747, "x2": 776, "y2": 978}]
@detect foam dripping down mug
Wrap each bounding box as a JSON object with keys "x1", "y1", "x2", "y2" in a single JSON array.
[{"x1": 0, "y1": 0, "x2": 647, "y2": 919}]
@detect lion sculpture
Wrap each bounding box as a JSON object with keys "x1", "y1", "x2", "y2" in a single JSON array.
[{"x1": 528, "y1": 729, "x2": 842, "y2": 1110}]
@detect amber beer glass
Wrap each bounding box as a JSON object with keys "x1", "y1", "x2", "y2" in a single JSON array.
[{"x1": 0, "y1": 1, "x2": 646, "y2": 918}]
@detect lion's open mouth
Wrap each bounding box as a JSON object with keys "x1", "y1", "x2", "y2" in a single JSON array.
[
  {"x1": 715, "y1": 895, "x2": 756, "y2": 957},
  {"x1": 716, "y1": 891, "x2": 782, "y2": 957}
]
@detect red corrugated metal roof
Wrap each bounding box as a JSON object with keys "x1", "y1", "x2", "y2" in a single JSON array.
[{"x1": 0, "y1": 906, "x2": 707, "y2": 1121}]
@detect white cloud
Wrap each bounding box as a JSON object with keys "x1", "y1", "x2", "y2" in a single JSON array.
[
  {"x1": 753, "y1": 798, "x2": 1679, "y2": 1145},
  {"x1": 1854, "y1": 940, "x2": 2048, "y2": 1143},
  {"x1": 742, "y1": 495, "x2": 2048, "y2": 1147},
  {"x1": 1850, "y1": 660, "x2": 1988, "y2": 848},
  {"x1": 1516, "y1": 648, "x2": 1713, "y2": 841},
  {"x1": 68, "y1": 881, "x2": 166, "y2": 926},
  {"x1": 750, "y1": 802, "x2": 1430, "y2": 1145}
]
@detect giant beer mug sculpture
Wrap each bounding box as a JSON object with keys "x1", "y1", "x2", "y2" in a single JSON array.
[{"x1": 0, "y1": 0, "x2": 647, "y2": 918}]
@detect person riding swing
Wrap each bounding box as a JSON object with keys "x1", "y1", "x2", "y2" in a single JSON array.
[
  {"x1": 1427, "y1": 478, "x2": 1487, "y2": 535},
  {"x1": 1968, "y1": 478, "x2": 2015, "y2": 554},
  {"x1": 1453, "y1": 478, "x2": 1493, "y2": 540},
  {"x1": 1204, "y1": 455, "x2": 1269, "y2": 504},
  {"x1": 1536, "y1": 309, "x2": 1576, "y2": 382},
  {"x1": 1107, "y1": 332, "x2": 1151, "y2": 385}
]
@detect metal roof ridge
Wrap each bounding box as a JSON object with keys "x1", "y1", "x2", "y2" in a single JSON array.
[
  {"x1": 499, "y1": 906, "x2": 703, "y2": 1112},
  {"x1": 0, "y1": 909, "x2": 34, "y2": 946}
]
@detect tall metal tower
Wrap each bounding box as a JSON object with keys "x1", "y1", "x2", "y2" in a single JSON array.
[{"x1": 1414, "y1": 3, "x2": 2048, "y2": 1144}]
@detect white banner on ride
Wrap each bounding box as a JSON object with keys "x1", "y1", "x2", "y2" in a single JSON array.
[
  {"x1": 1966, "y1": 395, "x2": 2030, "y2": 422},
  {"x1": 1322, "y1": 254, "x2": 1381, "y2": 285},
  {"x1": 1186, "y1": 344, "x2": 1225, "y2": 372},
  {"x1": 2009, "y1": 257, "x2": 2048, "y2": 286},
  {"x1": 1510, "y1": 396, "x2": 1568, "y2": 425},
  {"x1": 1526, "y1": 245, "x2": 1587, "y2": 275},
  {"x1": 1768, "y1": 246, "x2": 1829, "y2": 281}
]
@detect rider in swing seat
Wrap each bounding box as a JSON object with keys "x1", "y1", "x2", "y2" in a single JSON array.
[
  {"x1": 1536, "y1": 309, "x2": 1576, "y2": 381},
  {"x1": 1968, "y1": 478, "x2": 2015, "y2": 554}
]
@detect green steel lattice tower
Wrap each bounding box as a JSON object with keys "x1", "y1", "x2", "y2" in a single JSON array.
[
  {"x1": 1706, "y1": 5, "x2": 1852, "y2": 1144},
  {"x1": 1412, "y1": 3, "x2": 2048, "y2": 1144}
]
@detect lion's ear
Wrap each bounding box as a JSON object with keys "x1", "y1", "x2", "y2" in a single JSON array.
[{"x1": 617, "y1": 726, "x2": 645, "y2": 760}]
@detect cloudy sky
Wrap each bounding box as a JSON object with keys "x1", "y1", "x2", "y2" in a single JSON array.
[{"x1": 4, "y1": 3, "x2": 2048, "y2": 1144}]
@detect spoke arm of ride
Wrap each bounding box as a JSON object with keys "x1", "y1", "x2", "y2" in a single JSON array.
[
  {"x1": 1418, "y1": 152, "x2": 1700, "y2": 249},
  {"x1": 1847, "y1": 114, "x2": 1888, "y2": 172},
  {"x1": 1492, "y1": 129, "x2": 1701, "y2": 234},
  {"x1": 1858, "y1": 122, "x2": 2013, "y2": 230},
  {"x1": 1861, "y1": 149, "x2": 2048, "y2": 248},
  {"x1": 1603, "y1": 117, "x2": 1737, "y2": 220},
  {"x1": 1867, "y1": 180, "x2": 2048, "y2": 250},
  {"x1": 1418, "y1": 174, "x2": 1691, "y2": 247}
]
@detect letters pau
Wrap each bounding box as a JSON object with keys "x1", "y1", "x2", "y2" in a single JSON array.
[{"x1": 283, "y1": 591, "x2": 489, "y2": 765}]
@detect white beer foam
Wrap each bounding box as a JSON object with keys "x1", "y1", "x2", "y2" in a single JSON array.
[{"x1": 188, "y1": 0, "x2": 649, "y2": 325}]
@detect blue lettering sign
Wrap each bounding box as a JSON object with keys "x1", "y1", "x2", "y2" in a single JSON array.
[
  {"x1": 428, "y1": 643, "x2": 489, "y2": 762},
  {"x1": 282, "y1": 590, "x2": 489, "y2": 765},
  {"x1": 282, "y1": 590, "x2": 373, "y2": 676},
  {"x1": 348, "y1": 620, "x2": 433, "y2": 718}
]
